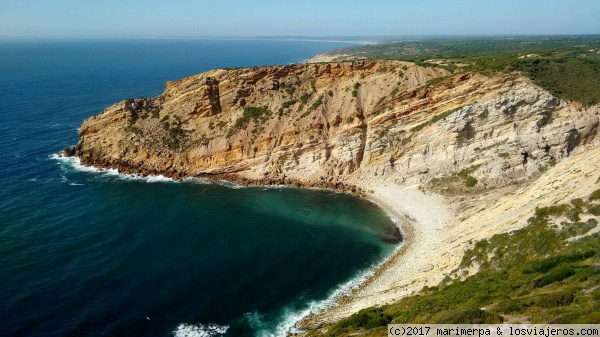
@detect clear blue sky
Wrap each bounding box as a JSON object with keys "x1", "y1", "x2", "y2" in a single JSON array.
[{"x1": 1, "y1": 0, "x2": 598, "y2": 39}]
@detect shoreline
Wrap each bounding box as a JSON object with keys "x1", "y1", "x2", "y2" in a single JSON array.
[
  {"x1": 57, "y1": 153, "x2": 453, "y2": 333},
  {"x1": 296, "y1": 175, "x2": 453, "y2": 329}
]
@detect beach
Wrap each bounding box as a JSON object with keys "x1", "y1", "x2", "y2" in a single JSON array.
[{"x1": 300, "y1": 146, "x2": 600, "y2": 328}]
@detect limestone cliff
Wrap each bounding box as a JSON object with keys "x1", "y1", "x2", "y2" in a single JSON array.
[
  {"x1": 72, "y1": 60, "x2": 599, "y2": 191},
  {"x1": 69, "y1": 60, "x2": 600, "y2": 328}
]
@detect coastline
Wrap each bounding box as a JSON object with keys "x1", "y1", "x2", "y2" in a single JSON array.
[
  {"x1": 57, "y1": 146, "x2": 600, "y2": 333},
  {"x1": 296, "y1": 174, "x2": 453, "y2": 329},
  {"x1": 299, "y1": 146, "x2": 600, "y2": 329},
  {"x1": 60, "y1": 152, "x2": 455, "y2": 333}
]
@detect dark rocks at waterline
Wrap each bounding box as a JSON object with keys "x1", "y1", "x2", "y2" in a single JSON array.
[{"x1": 381, "y1": 226, "x2": 403, "y2": 244}]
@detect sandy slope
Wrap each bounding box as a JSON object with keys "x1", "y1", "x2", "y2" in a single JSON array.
[{"x1": 301, "y1": 146, "x2": 600, "y2": 327}]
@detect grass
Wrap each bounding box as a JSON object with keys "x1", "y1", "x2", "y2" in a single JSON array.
[
  {"x1": 325, "y1": 36, "x2": 600, "y2": 106},
  {"x1": 308, "y1": 190, "x2": 600, "y2": 336}
]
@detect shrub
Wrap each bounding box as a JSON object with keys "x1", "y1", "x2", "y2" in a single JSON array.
[
  {"x1": 300, "y1": 93, "x2": 311, "y2": 105},
  {"x1": 535, "y1": 290, "x2": 576, "y2": 308},
  {"x1": 435, "y1": 307, "x2": 503, "y2": 324},
  {"x1": 465, "y1": 176, "x2": 478, "y2": 188},
  {"x1": 328, "y1": 307, "x2": 391, "y2": 335},
  {"x1": 589, "y1": 189, "x2": 600, "y2": 201},
  {"x1": 496, "y1": 298, "x2": 529, "y2": 313},
  {"x1": 307, "y1": 95, "x2": 323, "y2": 113},
  {"x1": 232, "y1": 106, "x2": 270, "y2": 130},
  {"x1": 534, "y1": 267, "x2": 575, "y2": 288}
]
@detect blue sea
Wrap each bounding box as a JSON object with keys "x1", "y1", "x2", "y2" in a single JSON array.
[{"x1": 0, "y1": 39, "x2": 398, "y2": 336}]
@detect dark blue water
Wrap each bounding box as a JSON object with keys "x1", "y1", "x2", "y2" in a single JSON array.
[{"x1": 0, "y1": 40, "x2": 397, "y2": 337}]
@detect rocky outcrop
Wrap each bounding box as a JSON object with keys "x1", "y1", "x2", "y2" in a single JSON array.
[
  {"x1": 69, "y1": 59, "x2": 600, "y2": 330},
  {"x1": 72, "y1": 60, "x2": 599, "y2": 191}
]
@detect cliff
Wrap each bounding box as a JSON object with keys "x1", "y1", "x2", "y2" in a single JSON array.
[
  {"x1": 72, "y1": 60, "x2": 598, "y2": 189},
  {"x1": 69, "y1": 60, "x2": 600, "y2": 328}
]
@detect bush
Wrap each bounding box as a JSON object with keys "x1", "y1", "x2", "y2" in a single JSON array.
[
  {"x1": 465, "y1": 176, "x2": 478, "y2": 188},
  {"x1": 496, "y1": 298, "x2": 529, "y2": 313},
  {"x1": 435, "y1": 307, "x2": 503, "y2": 324},
  {"x1": 589, "y1": 189, "x2": 600, "y2": 201},
  {"x1": 535, "y1": 290, "x2": 576, "y2": 308},
  {"x1": 232, "y1": 106, "x2": 270, "y2": 130},
  {"x1": 329, "y1": 307, "x2": 391, "y2": 334},
  {"x1": 307, "y1": 95, "x2": 323, "y2": 113},
  {"x1": 300, "y1": 93, "x2": 311, "y2": 105},
  {"x1": 524, "y1": 251, "x2": 595, "y2": 274},
  {"x1": 534, "y1": 267, "x2": 575, "y2": 288}
]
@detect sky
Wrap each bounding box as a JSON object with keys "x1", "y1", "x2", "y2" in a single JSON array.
[{"x1": 0, "y1": 0, "x2": 599, "y2": 39}]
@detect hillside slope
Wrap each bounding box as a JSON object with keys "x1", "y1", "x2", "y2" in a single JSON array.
[{"x1": 68, "y1": 60, "x2": 600, "y2": 328}]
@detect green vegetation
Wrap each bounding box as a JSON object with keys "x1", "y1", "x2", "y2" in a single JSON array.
[
  {"x1": 426, "y1": 75, "x2": 452, "y2": 86},
  {"x1": 352, "y1": 82, "x2": 361, "y2": 97},
  {"x1": 216, "y1": 120, "x2": 228, "y2": 131},
  {"x1": 281, "y1": 99, "x2": 297, "y2": 109},
  {"x1": 454, "y1": 165, "x2": 480, "y2": 188},
  {"x1": 279, "y1": 99, "x2": 298, "y2": 116},
  {"x1": 124, "y1": 99, "x2": 162, "y2": 131},
  {"x1": 309, "y1": 190, "x2": 600, "y2": 336},
  {"x1": 165, "y1": 126, "x2": 184, "y2": 149},
  {"x1": 230, "y1": 106, "x2": 271, "y2": 134},
  {"x1": 467, "y1": 57, "x2": 600, "y2": 106},
  {"x1": 160, "y1": 115, "x2": 185, "y2": 149},
  {"x1": 299, "y1": 95, "x2": 325, "y2": 119},
  {"x1": 329, "y1": 36, "x2": 600, "y2": 106},
  {"x1": 308, "y1": 95, "x2": 323, "y2": 112},
  {"x1": 428, "y1": 164, "x2": 480, "y2": 194},
  {"x1": 300, "y1": 92, "x2": 311, "y2": 105}
]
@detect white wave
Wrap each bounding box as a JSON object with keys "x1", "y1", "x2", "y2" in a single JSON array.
[
  {"x1": 214, "y1": 180, "x2": 244, "y2": 189},
  {"x1": 49, "y1": 153, "x2": 175, "y2": 183},
  {"x1": 173, "y1": 323, "x2": 229, "y2": 337},
  {"x1": 268, "y1": 220, "x2": 406, "y2": 336},
  {"x1": 138, "y1": 174, "x2": 173, "y2": 183}
]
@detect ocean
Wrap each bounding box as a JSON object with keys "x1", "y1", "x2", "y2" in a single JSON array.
[{"x1": 0, "y1": 39, "x2": 398, "y2": 336}]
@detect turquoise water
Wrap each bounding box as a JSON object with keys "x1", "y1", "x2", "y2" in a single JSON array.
[{"x1": 0, "y1": 40, "x2": 398, "y2": 336}]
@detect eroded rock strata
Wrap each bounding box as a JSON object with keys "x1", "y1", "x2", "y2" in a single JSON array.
[
  {"x1": 69, "y1": 60, "x2": 600, "y2": 327},
  {"x1": 71, "y1": 61, "x2": 598, "y2": 188}
]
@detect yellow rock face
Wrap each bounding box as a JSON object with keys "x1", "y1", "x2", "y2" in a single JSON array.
[
  {"x1": 72, "y1": 60, "x2": 600, "y2": 327},
  {"x1": 74, "y1": 60, "x2": 599, "y2": 190}
]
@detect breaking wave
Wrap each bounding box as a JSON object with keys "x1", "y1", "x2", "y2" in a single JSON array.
[{"x1": 173, "y1": 323, "x2": 229, "y2": 337}]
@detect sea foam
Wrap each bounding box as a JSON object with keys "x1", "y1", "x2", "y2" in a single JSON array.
[
  {"x1": 50, "y1": 153, "x2": 174, "y2": 183},
  {"x1": 269, "y1": 209, "x2": 405, "y2": 336},
  {"x1": 173, "y1": 323, "x2": 229, "y2": 337}
]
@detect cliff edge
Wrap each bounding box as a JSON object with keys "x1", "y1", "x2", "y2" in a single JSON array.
[{"x1": 68, "y1": 60, "x2": 600, "y2": 328}]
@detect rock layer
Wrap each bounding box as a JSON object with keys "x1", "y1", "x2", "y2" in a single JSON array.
[
  {"x1": 73, "y1": 60, "x2": 599, "y2": 189},
  {"x1": 70, "y1": 60, "x2": 600, "y2": 327}
]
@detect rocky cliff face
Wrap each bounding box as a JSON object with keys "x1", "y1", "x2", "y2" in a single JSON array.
[
  {"x1": 72, "y1": 60, "x2": 599, "y2": 192},
  {"x1": 70, "y1": 60, "x2": 600, "y2": 328}
]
